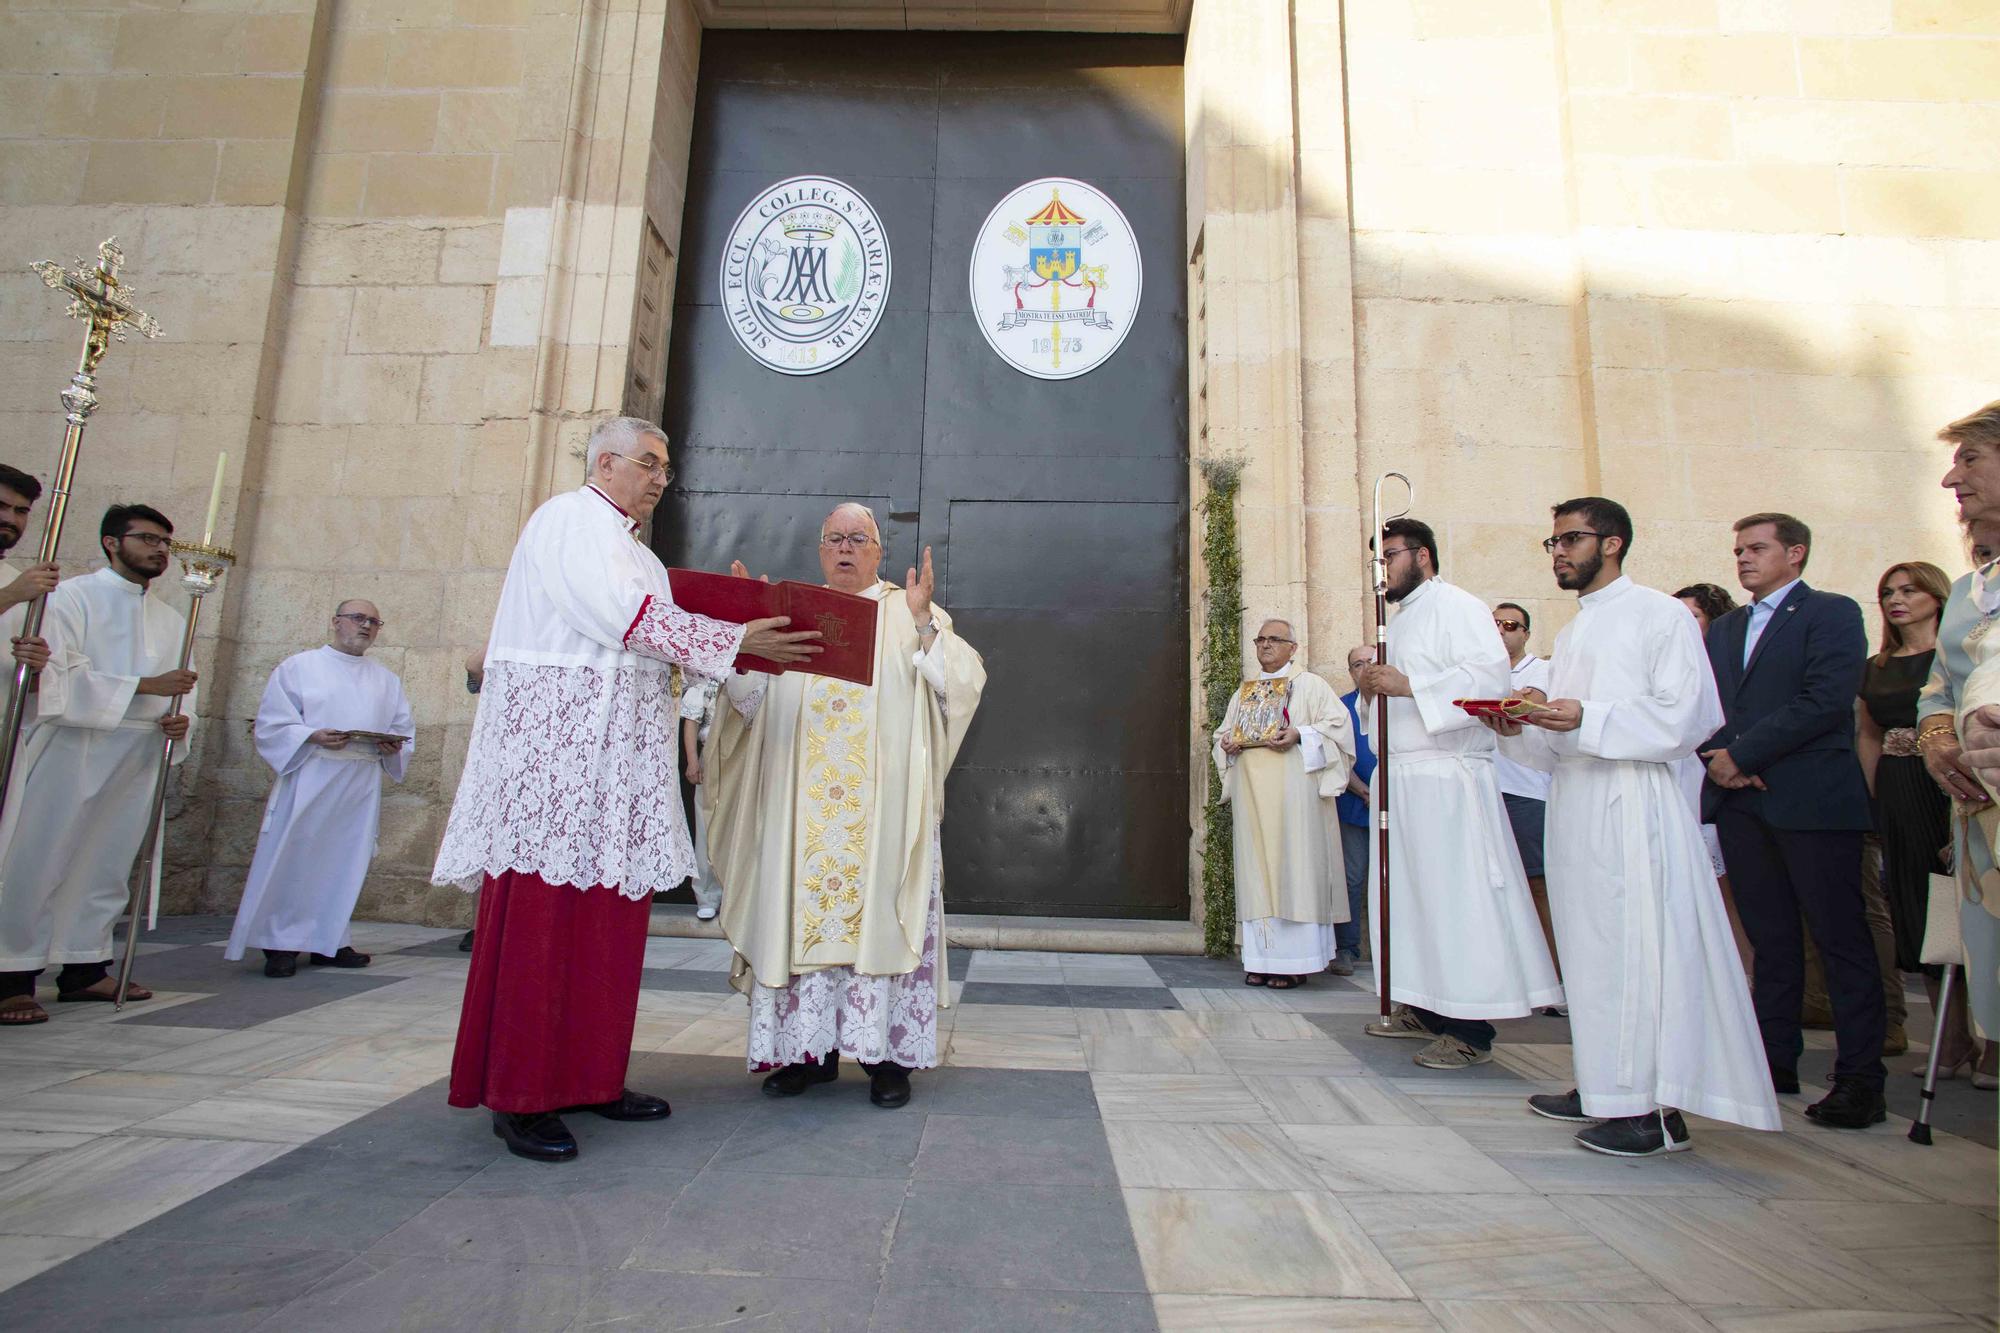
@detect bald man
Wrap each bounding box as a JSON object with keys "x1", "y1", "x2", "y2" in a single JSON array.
[
  {"x1": 706, "y1": 503, "x2": 986, "y2": 1109},
  {"x1": 225, "y1": 599, "x2": 414, "y2": 976}
]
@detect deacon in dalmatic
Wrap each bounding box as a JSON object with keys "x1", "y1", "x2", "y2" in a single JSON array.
[
  {"x1": 434, "y1": 417, "x2": 818, "y2": 1162},
  {"x1": 224, "y1": 599, "x2": 414, "y2": 978},
  {"x1": 0, "y1": 504, "x2": 196, "y2": 1025},
  {"x1": 1492, "y1": 498, "x2": 1778, "y2": 1156},
  {"x1": 1357, "y1": 517, "x2": 1563, "y2": 1069},
  {"x1": 1213, "y1": 618, "x2": 1354, "y2": 988},
  {"x1": 707, "y1": 504, "x2": 985, "y2": 1109}
]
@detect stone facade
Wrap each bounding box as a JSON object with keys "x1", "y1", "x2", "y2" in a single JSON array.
[{"x1": 0, "y1": 0, "x2": 1990, "y2": 925}]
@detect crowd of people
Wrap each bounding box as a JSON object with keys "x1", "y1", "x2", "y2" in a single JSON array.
[{"x1": 1, "y1": 398, "x2": 1996, "y2": 1170}]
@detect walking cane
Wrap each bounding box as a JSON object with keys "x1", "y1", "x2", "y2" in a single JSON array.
[
  {"x1": 1370, "y1": 472, "x2": 1412, "y2": 1019},
  {"x1": 1909, "y1": 961, "x2": 1957, "y2": 1146}
]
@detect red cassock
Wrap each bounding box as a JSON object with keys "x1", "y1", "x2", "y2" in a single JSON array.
[{"x1": 448, "y1": 872, "x2": 651, "y2": 1111}]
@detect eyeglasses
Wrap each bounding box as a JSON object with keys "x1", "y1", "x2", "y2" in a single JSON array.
[
  {"x1": 820, "y1": 533, "x2": 877, "y2": 550},
  {"x1": 120, "y1": 532, "x2": 172, "y2": 549},
  {"x1": 1252, "y1": 636, "x2": 1294, "y2": 647},
  {"x1": 1378, "y1": 546, "x2": 1417, "y2": 562},
  {"x1": 1541, "y1": 530, "x2": 1608, "y2": 554},
  {"x1": 1493, "y1": 618, "x2": 1524, "y2": 632},
  {"x1": 336, "y1": 613, "x2": 384, "y2": 630},
  {"x1": 609, "y1": 452, "x2": 673, "y2": 483}
]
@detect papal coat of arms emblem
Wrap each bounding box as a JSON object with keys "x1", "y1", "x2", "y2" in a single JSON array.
[
  {"x1": 721, "y1": 175, "x2": 891, "y2": 376},
  {"x1": 968, "y1": 177, "x2": 1142, "y2": 381}
]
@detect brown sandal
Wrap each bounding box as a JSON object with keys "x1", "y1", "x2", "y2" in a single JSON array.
[
  {"x1": 1265, "y1": 975, "x2": 1303, "y2": 991},
  {"x1": 0, "y1": 996, "x2": 49, "y2": 1025},
  {"x1": 1244, "y1": 973, "x2": 1269, "y2": 987}
]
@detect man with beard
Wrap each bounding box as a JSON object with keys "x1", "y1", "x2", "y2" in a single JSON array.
[
  {"x1": 0, "y1": 464, "x2": 60, "y2": 703},
  {"x1": 1489, "y1": 497, "x2": 1778, "y2": 1156},
  {"x1": 0, "y1": 504, "x2": 195, "y2": 1025},
  {"x1": 1356, "y1": 517, "x2": 1562, "y2": 1069}
]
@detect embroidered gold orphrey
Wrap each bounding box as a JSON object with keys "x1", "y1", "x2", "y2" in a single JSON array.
[{"x1": 794, "y1": 676, "x2": 874, "y2": 967}]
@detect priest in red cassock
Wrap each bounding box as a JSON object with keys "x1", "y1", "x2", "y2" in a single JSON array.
[{"x1": 433, "y1": 416, "x2": 819, "y2": 1162}]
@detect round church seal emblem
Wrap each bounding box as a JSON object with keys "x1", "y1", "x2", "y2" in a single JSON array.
[
  {"x1": 720, "y1": 175, "x2": 891, "y2": 375},
  {"x1": 969, "y1": 177, "x2": 1141, "y2": 381}
]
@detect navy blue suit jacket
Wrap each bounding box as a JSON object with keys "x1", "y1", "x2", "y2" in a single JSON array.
[{"x1": 1701, "y1": 582, "x2": 1872, "y2": 832}]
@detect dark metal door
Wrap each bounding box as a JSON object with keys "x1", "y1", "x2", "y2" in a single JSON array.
[{"x1": 657, "y1": 31, "x2": 1188, "y2": 918}]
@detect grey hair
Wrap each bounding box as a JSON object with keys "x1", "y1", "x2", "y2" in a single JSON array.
[
  {"x1": 586, "y1": 416, "x2": 669, "y2": 473},
  {"x1": 332, "y1": 597, "x2": 375, "y2": 618},
  {"x1": 1255, "y1": 617, "x2": 1295, "y2": 639},
  {"x1": 822, "y1": 501, "x2": 881, "y2": 541}
]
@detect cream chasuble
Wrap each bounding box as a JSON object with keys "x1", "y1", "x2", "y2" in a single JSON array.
[
  {"x1": 707, "y1": 581, "x2": 985, "y2": 991},
  {"x1": 1212, "y1": 662, "x2": 1354, "y2": 928}
]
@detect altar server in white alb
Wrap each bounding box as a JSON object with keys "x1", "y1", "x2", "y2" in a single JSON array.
[
  {"x1": 1356, "y1": 517, "x2": 1562, "y2": 1069},
  {"x1": 1213, "y1": 618, "x2": 1353, "y2": 988},
  {"x1": 0, "y1": 464, "x2": 60, "y2": 707},
  {"x1": 1493, "y1": 497, "x2": 1778, "y2": 1157},
  {"x1": 0, "y1": 504, "x2": 196, "y2": 1025},
  {"x1": 225, "y1": 599, "x2": 413, "y2": 978}
]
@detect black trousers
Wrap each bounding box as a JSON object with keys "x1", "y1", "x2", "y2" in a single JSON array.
[
  {"x1": 1411, "y1": 1006, "x2": 1494, "y2": 1052},
  {"x1": 1713, "y1": 810, "x2": 1886, "y2": 1084}
]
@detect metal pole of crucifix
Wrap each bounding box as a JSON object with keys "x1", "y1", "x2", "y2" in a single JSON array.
[{"x1": 0, "y1": 239, "x2": 163, "y2": 832}]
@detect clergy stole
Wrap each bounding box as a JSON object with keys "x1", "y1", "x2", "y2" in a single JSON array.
[{"x1": 708, "y1": 583, "x2": 986, "y2": 991}]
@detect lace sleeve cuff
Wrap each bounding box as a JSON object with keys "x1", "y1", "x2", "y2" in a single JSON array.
[{"x1": 624, "y1": 595, "x2": 745, "y2": 677}]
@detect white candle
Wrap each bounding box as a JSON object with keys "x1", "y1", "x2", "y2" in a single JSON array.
[{"x1": 202, "y1": 451, "x2": 226, "y2": 547}]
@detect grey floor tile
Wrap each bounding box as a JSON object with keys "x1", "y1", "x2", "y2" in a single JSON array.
[
  {"x1": 0, "y1": 1238, "x2": 350, "y2": 1331},
  {"x1": 711, "y1": 1103, "x2": 926, "y2": 1178},
  {"x1": 957, "y1": 981, "x2": 1073, "y2": 1007},
  {"x1": 123, "y1": 1162, "x2": 473, "y2": 1253},
  {"x1": 1142, "y1": 955, "x2": 1252, "y2": 989},
  {"x1": 626, "y1": 1170, "x2": 906, "y2": 1279},
  {"x1": 264, "y1": 1251, "x2": 587, "y2": 1331},
  {"x1": 886, "y1": 1180, "x2": 1147, "y2": 1293},
  {"x1": 922, "y1": 1065, "x2": 1102, "y2": 1119},
  {"x1": 914, "y1": 1113, "x2": 1117, "y2": 1186},
  {"x1": 1327, "y1": 1026, "x2": 1529, "y2": 1082},
  {"x1": 372, "y1": 1165, "x2": 694, "y2": 1267},
  {"x1": 871, "y1": 1284, "x2": 1157, "y2": 1331},
  {"x1": 637, "y1": 967, "x2": 734, "y2": 994},
  {"x1": 577, "y1": 1270, "x2": 878, "y2": 1331},
  {"x1": 119, "y1": 974, "x2": 403, "y2": 1029},
  {"x1": 1067, "y1": 985, "x2": 1183, "y2": 1010}
]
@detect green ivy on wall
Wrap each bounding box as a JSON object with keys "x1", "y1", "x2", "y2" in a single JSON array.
[{"x1": 1197, "y1": 456, "x2": 1244, "y2": 958}]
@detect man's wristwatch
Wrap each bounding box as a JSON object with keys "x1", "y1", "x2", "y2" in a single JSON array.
[{"x1": 914, "y1": 616, "x2": 937, "y2": 636}]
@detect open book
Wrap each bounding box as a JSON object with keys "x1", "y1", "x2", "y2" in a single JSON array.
[{"x1": 667, "y1": 568, "x2": 878, "y2": 688}]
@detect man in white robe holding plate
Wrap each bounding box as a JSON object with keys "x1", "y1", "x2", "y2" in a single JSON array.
[
  {"x1": 1214, "y1": 618, "x2": 1353, "y2": 987},
  {"x1": 1491, "y1": 497, "x2": 1778, "y2": 1156},
  {"x1": 225, "y1": 599, "x2": 414, "y2": 977},
  {"x1": 1356, "y1": 517, "x2": 1563, "y2": 1069},
  {"x1": 707, "y1": 503, "x2": 985, "y2": 1110}
]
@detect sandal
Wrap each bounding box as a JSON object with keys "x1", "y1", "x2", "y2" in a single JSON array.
[
  {"x1": 57, "y1": 980, "x2": 152, "y2": 1004},
  {"x1": 1265, "y1": 975, "x2": 1303, "y2": 991},
  {"x1": 1244, "y1": 973, "x2": 1269, "y2": 987},
  {"x1": 0, "y1": 995, "x2": 49, "y2": 1026}
]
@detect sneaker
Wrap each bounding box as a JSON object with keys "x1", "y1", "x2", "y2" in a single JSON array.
[
  {"x1": 1575, "y1": 1109, "x2": 1691, "y2": 1157},
  {"x1": 695, "y1": 905, "x2": 718, "y2": 921},
  {"x1": 1527, "y1": 1088, "x2": 1594, "y2": 1123},
  {"x1": 1539, "y1": 1005, "x2": 1568, "y2": 1018},
  {"x1": 1413, "y1": 1034, "x2": 1492, "y2": 1069},
  {"x1": 1328, "y1": 950, "x2": 1357, "y2": 977},
  {"x1": 1364, "y1": 1006, "x2": 1431, "y2": 1040}
]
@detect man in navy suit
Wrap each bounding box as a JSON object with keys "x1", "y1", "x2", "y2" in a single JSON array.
[{"x1": 1701, "y1": 512, "x2": 1886, "y2": 1129}]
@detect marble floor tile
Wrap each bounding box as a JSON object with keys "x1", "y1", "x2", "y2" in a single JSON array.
[
  {"x1": 1482, "y1": 1140, "x2": 1746, "y2": 1197},
  {"x1": 1154, "y1": 1294, "x2": 1441, "y2": 1330},
  {"x1": 1279, "y1": 1124, "x2": 1530, "y2": 1194},
  {"x1": 949, "y1": 1002, "x2": 1078, "y2": 1035},
  {"x1": 254, "y1": 1000, "x2": 429, "y2": 1037},
  {"x1": 1693, "y1": 1129, "x2": 1934, "y2": 1202},
  {"x1": 0, "y1": 1135, "x2": 287, "y2": 1239},
  {"x1": 920, "y1": 1065, "x2": 1102, "y2": 1119},
  {"x1": 1554, "y1": 1193, "x2": 1942, "y2": 1311},
  {"x1": 628, "y1": 1169, "x2": 905, "y2": 1279},
  {"x1": 0, "y1": 1127, "x2": 103, "y2": 1173},
  {"x1": 658, "y1": 1016, "x2": 748, "y2": 1058},
  {"x1": 1269, "y1": 986, "x2": 1385, "y2": 1014},
  {"x1": 3, "y1": 1022, "x2": 226, "y2": 1070},
  {"x1": 0, "y1": 1236, "x2": 353, "y2": 1331},
  {"x1": 1783, "y1": 1121, "x2": 2000, "y2": 1210},
  {"x1": 887, "y1": 1180, "x2": 1149, "y2": 1293},
  {"x1": 0, "y1": 1061, "x2": 94, "y2": 1098},
  {"x1": 1123, "y1": 1187, "x2": 1411, "y2": 1299},
  {"x1": 1240, "y1": 1074, "x2": 1437, "y2": 1126},
  {"x1": 1209, "y1": 1037, "x2": 1366, "y2": 1076},
  {"x1": 1188, "y1": 1010, "x2": 1326, "y2": 1041},
  {"x1": 945, "y1": 1029, "x2": 1087, "y2": 1070},
  {"x1": 1762, "y1": 1199, "x2": 1997, "y2": 1317},
  {"x1": 1342, "y1": 1192, "x2": 1677, "y2": 1303},
  {"x1": 0, "y1": 1233, "x2": 99, "y2": 1296},
  {"x1": 377, "y1": 1166, "x2": 694, "y2": 1268},
  {"x1": 875, "y1": 1284, "x2": 1155, "y2": 1332},
  {"x1": 1424, "y1": 1299, "x2": 1716, "y2": 1332},
  {"x1": 1076, "y1": 1008, "x2": 1202, "y2": 1039},
  {"x1": 1059, "y1": 956, "x2": 1165, "y2": 987},
  {"x1": 0, "y1": 1070, "x2": 251, "y2": 1135},
  {"x1": 132, "y1": 1076, "x2": 404, "y2": 1144},
  {"x1": 711, "y1": 1103, "x2": 925, "y2": 1179},
  {"x1": 1082, "y1": 1034, "x2": 1230, "y2": 1074},
  {"x1": 1490, "y1": 1043, "x2": 1575, "y2": 1082},
  {"x1": 1172, "y1": 987, "x2": 1292, "y2": 1012},
  {"x1": 1091, "y1": 1073, "x2": 1269, "y2": 1123},
  {"x1": 276, "y1": 1035, "x2": 454, "y2": 1090},
  {"x1": 915, "y1": 1113, "x2": 1117, "y2": 1186},
  {"x1": 122, "y1": 1028, "x2": 347, "y2": 1077},
  {"x1": 266, "y1": 1249, "x2": 585, "y2": 1332},
  {"x1": 1694, "y1": 1310, "x2": 1981, "y2": 1332},
  {"x1": 1105, "y1": 1121, "x2": 1325, "y2": 1190}
]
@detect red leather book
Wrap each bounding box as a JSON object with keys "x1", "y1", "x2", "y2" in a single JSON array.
[{"x1": 668, "y1": 568, "x2": 878, "y2": 688}]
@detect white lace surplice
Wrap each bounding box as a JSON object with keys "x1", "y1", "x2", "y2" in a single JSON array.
[{"x1": 746, "y1": 838, "x2": 944, "y2": 1071}]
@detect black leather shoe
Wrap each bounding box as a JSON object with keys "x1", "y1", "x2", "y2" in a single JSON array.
[
  {"x1": 262, "y1": 950, "x2": 298, "y2": 978},
  {"x1": 762, "y1": 1052, "x2": 840, "y2": 1097},
  {"x1": 1806, "y1": 1078, "x2": 1886, "y2": 1129},
  {"x1": 1527, "y1": 1089, "x2": 1593, "y2": 1123},
  {"x1": 565, "y1": 1089, "x2": 670, "y2": 1121},
  {"x1": 457, "y1": 930, "x2": 475, "y2": 953},
  {"x1": 1770, "y1": 1065, "x2": 1800, "y2": 1095},
  {"x1": 867, "y1": 1062, "x2": 912, "y2": 1108},
  {"x1": 492, "y1": 1111, "x2": 578, "y2": 1162},
  {"x1": 309, "y1": 947, "x2": 371, "y2": 968},
  {"x1": 1575, "y1": 1109, "x2": 1691, "y2": 1157}
]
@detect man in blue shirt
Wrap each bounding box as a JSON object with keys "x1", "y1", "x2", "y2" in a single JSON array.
[{"x1": 1334, "y1": 647, "x2": 1378, "y2": 975}]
